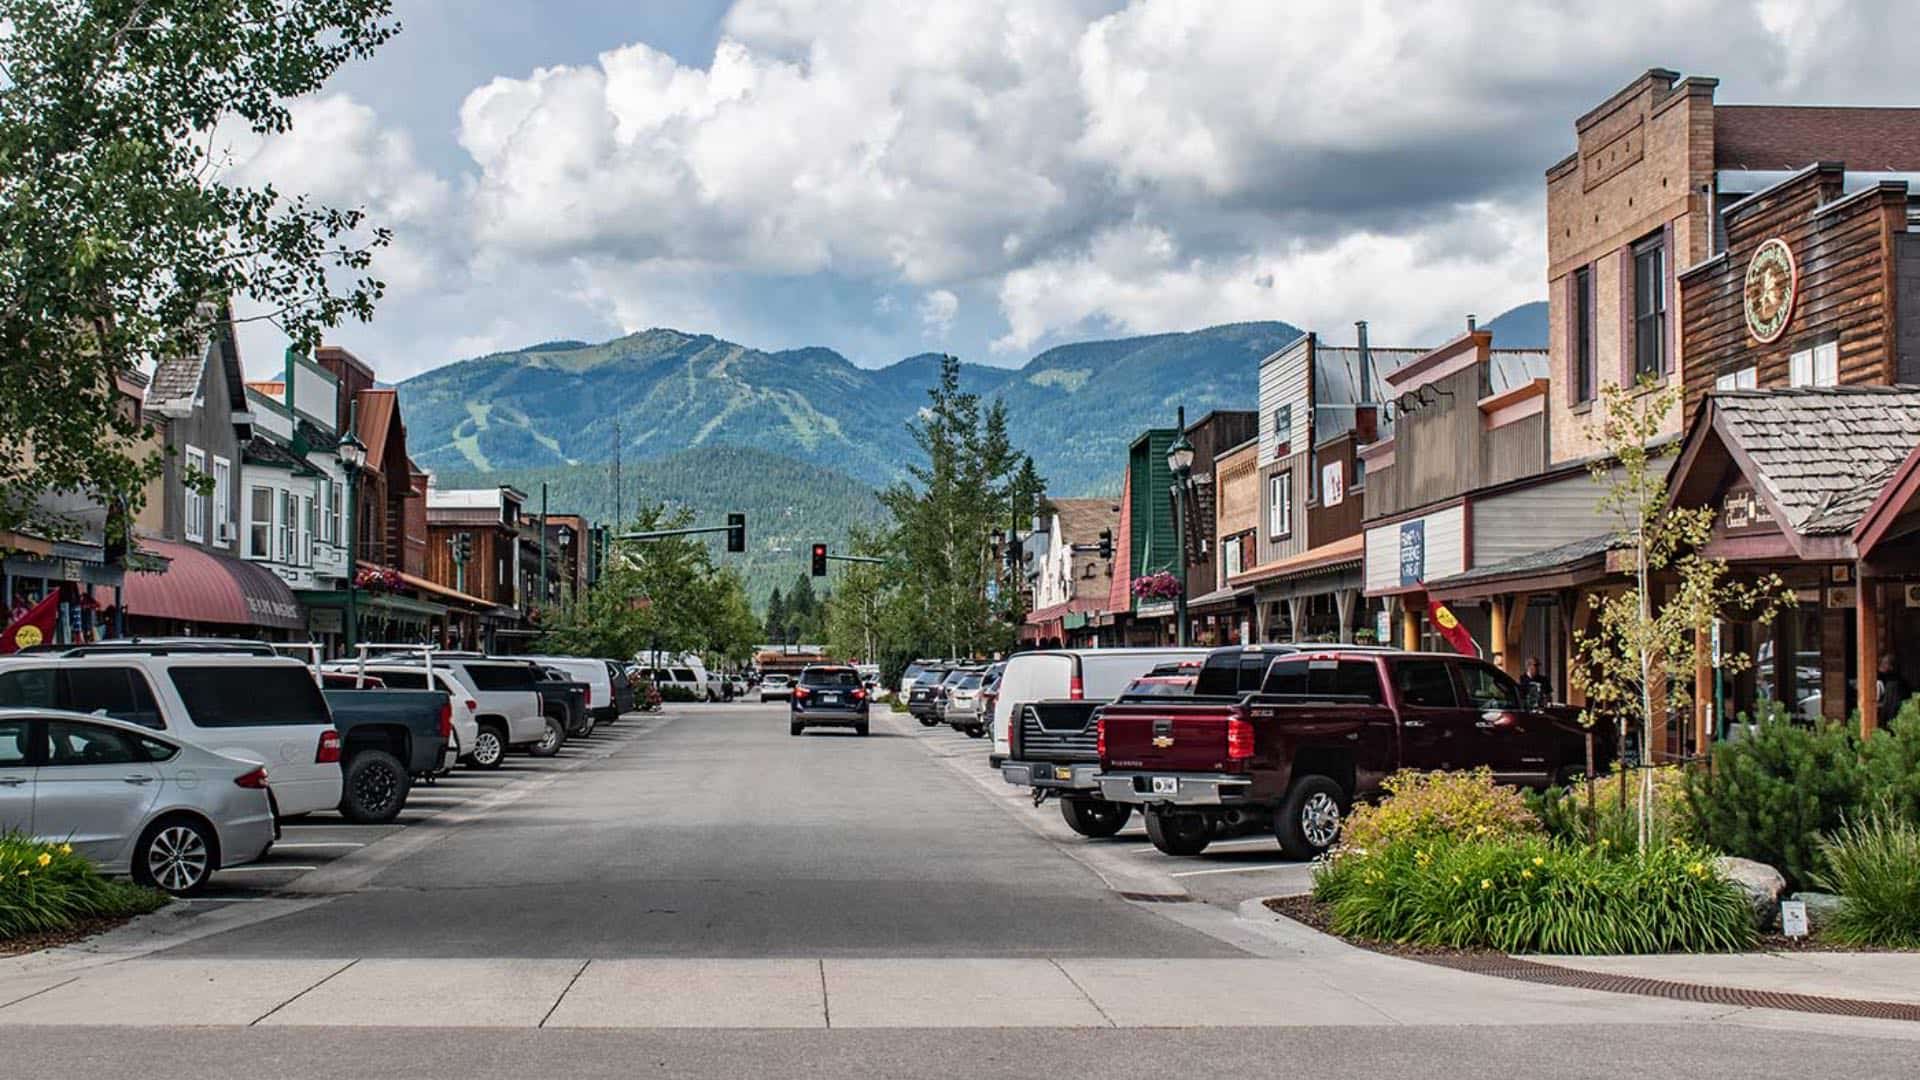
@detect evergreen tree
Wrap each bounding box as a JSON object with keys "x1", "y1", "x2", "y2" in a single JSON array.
[{"x1": 765, "y1": 587, "x2": 786, "y2": 642}]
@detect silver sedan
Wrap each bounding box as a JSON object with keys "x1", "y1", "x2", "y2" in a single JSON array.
[{"x1": 0, "y1": 707, "x2": 278, "y2": 895}]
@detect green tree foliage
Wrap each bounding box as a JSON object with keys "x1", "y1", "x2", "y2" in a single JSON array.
[
  {"x1": 0, "y1": 0, "x2": 398, "y2": 539},
  {"x1": 824, "y1": 525, "x2": 894, "y2": 663},
  {"x1": 541, "y1": 503, "x2": 759, "y2": 665},
  {"x1": 870, "y1": 356, "x2": 1028, "y2": 660},
  {"x1": 764, "y1": 587, "x2": 786, "y2": 642}
]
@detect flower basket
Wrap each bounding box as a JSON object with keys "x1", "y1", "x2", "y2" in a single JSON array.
[
  {"x1": 1130, "y1": 572, "x2": 1182, "y2": 601},
  {"x1": 353, "y1": 567, "x2": 402, "y2": 592}
]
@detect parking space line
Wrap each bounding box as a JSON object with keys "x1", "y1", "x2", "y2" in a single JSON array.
[
  {"x1": 220, "y1": 865, "x2": 320, "y2": 873},
  {"x1": 270, "y1": 842, "x2": 366, "y2": 851},
  {"x1": 1167, "y1": 864, "x2": 1298, "y2": 878},
  {"x1": 1133, "y1": 837, "x2": 1278, "y2": 855}
]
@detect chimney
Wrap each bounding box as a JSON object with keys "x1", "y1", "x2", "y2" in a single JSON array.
[
  {"x1": 1355, "y1": 320, "x2": 1377, "y2": 442},
  {"x1": 1466, "y1": 313, "x2": 1477, "y2": 332}
]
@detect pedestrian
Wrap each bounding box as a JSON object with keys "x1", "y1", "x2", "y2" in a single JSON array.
[
  {"x1": 1879, "y1": 654, "x2": 1906, "y2": 724},
  {"x1": 1520, "y1": 656, "x2": 1553, "y2": 706}
]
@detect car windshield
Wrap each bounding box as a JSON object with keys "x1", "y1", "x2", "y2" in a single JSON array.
[
  {"x1": 902, "y1": 664, "x2": 925, "y2": 683},
  {"x1": 956, "y1": 673, "x2": 982, "y2": 689},
  {"x1": 941, "y1": 669, "x2": 973, "y2": 686},
  {"x1": 765, "y1": 675, "x2": 790, "y2": 685},
  {"x1": 801, "y1": 669, "x2": 860, "y2": 688}
]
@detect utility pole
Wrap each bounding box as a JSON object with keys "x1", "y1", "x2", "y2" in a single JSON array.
[
  {"x1": 539, "y1": 482, "x2": 549, "y2": 611},
  {"x1": 612, "y1": 417, "x2": 623, "y2": 530}
]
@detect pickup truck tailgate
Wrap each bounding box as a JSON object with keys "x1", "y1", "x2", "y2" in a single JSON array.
[{"x1": 1100, "y1": 704, "x2": 1240, "y2": 772}]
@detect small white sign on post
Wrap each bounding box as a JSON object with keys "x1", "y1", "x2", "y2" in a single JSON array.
[
  {"x1": 1710, "y1": 621, "x2": 1722, "y2": 668},
  {"x1": 1780, "y1": 899, "x2": 1809, "y2": 939}
]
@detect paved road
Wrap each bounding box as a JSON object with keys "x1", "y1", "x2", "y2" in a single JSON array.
[{"x1": 165, "y1": 701, "x2": 1235, "y2": 958}]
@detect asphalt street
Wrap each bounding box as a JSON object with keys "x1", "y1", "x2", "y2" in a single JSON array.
[{"x1": 164, "y1": 700, "x2": 1236, "y2": 958}]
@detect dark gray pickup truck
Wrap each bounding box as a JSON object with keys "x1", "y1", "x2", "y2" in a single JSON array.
[{"x1": 318, "y1": 674, "x2": 452, "y2": 824}]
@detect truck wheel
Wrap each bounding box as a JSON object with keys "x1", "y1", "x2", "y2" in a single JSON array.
[
  {"x1": 469, "y1": 724, "x2": 506, "y2": 770},
  {"x1": 1275, "y1": 775, "x2": 1347, "y2": 859},
  {"x1": 790, "y1": 721, "x2": 804, "y2": 736},
  {"x1": 965, "y1": 725, "x2": 985, "y2": 739},
  {"x1": 1143, "y1": 810, "x2": 1211, "y2": 856},
  {"x1": 917, "y1": 715, "x2": 939, "y2": 727},
  {"x1": 529, "y1": 715, "x2": 566, "y2": 757},
  {"x1": 340, "y1": 750, "x2": 411, "y2": 825},
  {"x1": 1060, "y1": 798, "x2": 1131, "y2": 838},
  {"x1": 855, "y1": 721, "x2": 870, "y2": 737}
]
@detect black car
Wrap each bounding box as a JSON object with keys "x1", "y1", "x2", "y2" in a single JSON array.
[
  {"x1": 906, "y1": 665, "x2": 951, "y2": 726},
  {"x1": 789, "y1": 664, "x2": 870, "y2": 737}
]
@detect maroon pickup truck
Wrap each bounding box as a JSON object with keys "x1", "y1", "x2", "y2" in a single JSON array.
[{"x1": 1095, "y1": 650, "x2": 1607, "y2": 858}]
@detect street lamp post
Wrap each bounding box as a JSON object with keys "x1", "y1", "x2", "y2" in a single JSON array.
[
  {"x1": 1165, "y1": 407, "x2": 1195, "y2": 648},
  {"x1": 335, "y1": 407, "x2": 369, "y2": 655}
]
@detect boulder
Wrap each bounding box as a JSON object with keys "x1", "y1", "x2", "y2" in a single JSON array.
[
  {"x1": 1713, "y1": 856, "x2": 1786, "y2": 930},
  {"x1": 1788, "y1": 891, "x2": 1846, "y2": 930}
]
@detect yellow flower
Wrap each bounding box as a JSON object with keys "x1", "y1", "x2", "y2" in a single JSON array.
[
  {"x1": 35, "y1": 852, "x2": 51, "y2": 868},
  {"x1": 1474, "y1": 824, "x2": 1489, "y2": 836},
  {"x1": 1531, "y1": 856, "x2": 1545, "y2": 867},
  {"x1": 1599, "y1": 838, "x2": 1611, "y2": 848},
  {"x1": 59, "y1": 843, "x2": 72, "y2": 855},
  {"x1": 1451, "y1": 875, "x2": 1463, "y2": 886},
  {"x1": 1522, "y1": 868, "x2": 1534, "y2": 879},
  {"x1": 1480, "y1": 878, "x2": 1493, "y2": 890},
  {"x1": 1415, "y1": 849, "x2": 1432, "y2": 866}
]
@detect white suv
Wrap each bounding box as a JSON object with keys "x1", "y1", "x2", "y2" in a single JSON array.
[{"x1": 0, "y1": 649, "x2": 344, "y2": 817}]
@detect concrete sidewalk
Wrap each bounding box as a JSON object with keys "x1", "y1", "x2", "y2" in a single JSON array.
[
  {"x1": 1529, "y1": 950, "x2": 1920, "y2": 1006},
  {"x1": 0, "y1": 953, "x2": 1897, "y2": 1030}
]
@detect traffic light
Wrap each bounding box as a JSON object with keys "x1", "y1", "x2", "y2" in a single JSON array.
[
  {"x1": 726, "y1": 512, "x2": 746, "y2": 553},
  {"x1": 811, "y1": 543, "x2": 828, "y2": 576},
  {"x1": 1096, "y1": 528, "x2": 1113, "y2": 561}
]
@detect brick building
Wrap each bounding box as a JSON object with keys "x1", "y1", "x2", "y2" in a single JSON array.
[{"x1": 1546, "y1": 68, "x2": 1920, "y2": 463}]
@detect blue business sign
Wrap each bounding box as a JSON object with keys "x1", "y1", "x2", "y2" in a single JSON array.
[{"x1": 1398, "y1": 520, "x2": 1425, "y2": 588}]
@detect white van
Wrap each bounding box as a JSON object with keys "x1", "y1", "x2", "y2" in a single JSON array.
[
  {"x1": 637, "y1": 651, "x2": 712, "y2": 700},
  {"x1": 519, "y1": 655, "x2": 618, "y2": 722},
  {"x1": 990, "y1": 648, "x2": 1210, "y2": 765},
  {"x1": 0, "y1": 651, "x2": 345, "y2": 817}
]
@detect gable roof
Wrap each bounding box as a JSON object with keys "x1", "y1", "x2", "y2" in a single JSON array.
[
  {"x1": 143, "y1": 341, "x2": 211, "y2": 418},
  {"x1": 1050, "y1": 497, "x2": 1118, "y2": 547},
  {"x1": 355, "y1": 389, "x2": 399, "y2": 472},
  {"x1": 1672, "y1": 387, "x2": 1920, "y2": 558}
]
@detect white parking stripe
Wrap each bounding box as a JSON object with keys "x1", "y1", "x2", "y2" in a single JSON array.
[
  {"x1": 1133, "y1": 836, "x2": 1278, "y2": 855},
  {"x1": 218, "y1": 865, "x2": 319, "y2": 873},
  {"x1": 269, "y1": 842, "x2": 366, "y2": 851},
  {"x1": 1167, "y1": 863, "x2": 1298, "y2": 878}
]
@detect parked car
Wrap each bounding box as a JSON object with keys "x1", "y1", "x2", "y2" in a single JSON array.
[
  {"x1": 897, "y1": 659, "x2": 939, "y2": 699},
  {"x1": 370, "y1": 654, "x2": 553, "y2": 762},
  {"x1": 906, "y1": 665, "x2": 952, "y2": 725},
  {"x1": 0, "y1": 707, "x2": 278, "y2": 895},
  {"x1": 1095, "y1": 649, "x2": 1613, "y2": 858},
  {"x1": 789, "y1": 665, "x2": 871, "y2": 736},
  {"x1": 317, "y1": 680, "x2": 452, "y2": 824},
  {"x1": 322, "y1": 662, "x2": 484, "y2": 773},
  {"x1": 994, "y1": 647, "x2": 1211, "y2": 838},
  {"x1": 976, "y1": 662, "x2": 1006, "y2": 737},
  {"x1": 645, "y1": 664, "x2": 706, "y2": 700},
  {"x1": 943, "y1": 669, "x2": 990, "y2": 738},
  {"x1": 536, "y1": 666, "x2": 594, "y2": 738},
  {"x1": 0, "y1": 646, "x2": 345, "y2": 819},
  {"x1": 522, "y1": 655, "x2": 621, "y2": 728},
  {"x1": 930, "y1": 666, "x2": 979, "y2": 726},
  {"x1": 760, "y1": 673, "x2": 794, "y2": 702}
]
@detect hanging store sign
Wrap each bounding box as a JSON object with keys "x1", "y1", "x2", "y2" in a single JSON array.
[
  {"x1": 1321, "y1": 460, "x2": 1345, "y2": 508},
  {"x1": 1720, "y1": 482, "x2": 1775, "y2": 534}
]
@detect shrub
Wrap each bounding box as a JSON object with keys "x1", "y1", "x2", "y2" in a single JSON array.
[
  {"x1": 1312, "y1": 835, "x2": 1754, "y2": 954},
  {"x1": 1338, "y1": 768, "x2": 1540, "y2": 854},
  {"x1": 1860, "y1": 706, "x2": 1920, "y2": 827},
  {"x1": 1686, "y1": 708, "x2": 1865, "y2": 890},
  {"x1": 1815, "y1": 815, "x2": 1920, "y2": 949},
  {"x1": 0, "y1": 834, "x2": 169, "y2": 941},
  {"x1": 1534, "y1": 766, "x2": 1697, "y2": 851},
  {"x1": 657, "y1": 684, "x2": 700, "y2": 703}
]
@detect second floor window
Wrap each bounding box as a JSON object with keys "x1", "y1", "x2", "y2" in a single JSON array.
[
  {"x1": 1268, "y1": 471, "x2": 1292, "y2": 539},
  {"x1": 211, "y1": 456, "x2": 232, "y2": 545},
  {"x1": 1790, "y1": 341, "x2": 1839, "y2": 388},
  {"x1": 1221, "y1": 535, "x2": 1243, "y2": 580},
  {"x1": 279, "y1": 490, "x2": 297, "y2": 563},
  {"x1": 1272, "y1": 404, "x2": 1292, "y2": 453},
  {"x1": 1633, "y1": 233, "x2": 1666, "y2": 378},
  {"x1": 248, "y1": 487, "x2": 271, "y2": 558},
  {"x1": 182, "y1": 446, "x2": 206, "y2": 543},
  {"x1": 1573, "y1": 266, "x2": 1595, "y2": 402},
  {"x1": 1716, "y1": 366, "x2": 1757, "y2": 392}
]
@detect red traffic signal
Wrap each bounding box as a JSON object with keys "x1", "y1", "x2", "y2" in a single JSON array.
[{"x1": 811, "y1": 543, "x2": 828, "y2": 576}]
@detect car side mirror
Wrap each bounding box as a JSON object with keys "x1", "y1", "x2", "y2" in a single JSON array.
[{"x1": 1485, "y1": 710, "x2": 1519, "y2": 730}]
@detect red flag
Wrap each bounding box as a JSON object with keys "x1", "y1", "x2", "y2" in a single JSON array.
[
  {"x1": 1423, "y1": 591, "x2": 1481, "y2": 658},
  {"x1": 1, "y1": 591, "x2": 59, "y2": 654}
]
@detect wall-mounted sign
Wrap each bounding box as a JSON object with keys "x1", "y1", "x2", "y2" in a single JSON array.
[
  {"x1": 1721, "y1": 483, "x2": 1775, "y2": 533},
  {"x1": 308, "y1": 608, "x2": 343, "y2": 635},
  {"x1": 1744, "y1": 237, "x2": 1797, "y2": 344},
  {"x1": 1321, "y1": 460, "x2": 1345, "y2": 508},
  {"x1": 1398, "y1": 520, "x2": 1426, "y2": 588},
  {"x1": 1827, "y1": 586, "x2": 1857, "y2": 609}
]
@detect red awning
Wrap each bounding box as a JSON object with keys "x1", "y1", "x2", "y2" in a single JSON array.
[{"x1": 120, "y1": 539, "x2": 305, "y2": 631}]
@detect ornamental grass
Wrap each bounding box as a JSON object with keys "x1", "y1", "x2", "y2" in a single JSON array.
[
  {"x1": 0, "y1": 833, "x2": 169, "y2": 941},
  {"x1": 1815, "y1": 814, "x2": 1920, "y2": 950},
  {"x1": 1312, "y1": 834, "x2": 1755, "y2": 955}
]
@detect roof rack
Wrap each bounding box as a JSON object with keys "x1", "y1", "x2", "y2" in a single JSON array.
[{"x1": 58, "y1": 638, "x2": 280, "y2": 658}]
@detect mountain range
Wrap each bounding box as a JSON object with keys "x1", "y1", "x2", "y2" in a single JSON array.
[{"x1": 399, "y1": 302, "x2": 1543, "y2": 605}]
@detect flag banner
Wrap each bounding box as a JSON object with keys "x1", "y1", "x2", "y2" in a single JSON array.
[
  {"x1": 1, "y1": 590, "x2": 60, "y2": 654},
  {"x1": 1424, "y1": 592, "x2": 1481, "y2": 658}
]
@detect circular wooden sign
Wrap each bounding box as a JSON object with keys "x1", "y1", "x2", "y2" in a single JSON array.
[{"x1": 1744, "y1": 237, "x2": 1796, "y2": 344}]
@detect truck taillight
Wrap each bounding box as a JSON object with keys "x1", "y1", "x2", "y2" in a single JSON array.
[
  {"x1": 466, "y1": 699, "x2": 479, "y2": 714},
  {"x1": 438, "y1": 701, "x2": 453, "y2": 739},
  {"x1": 584, "y1": 686, "x2": 592, "y2": 706},
  {"x1": 793, "y1": 686, "x2": 811, "y2": 701},
  {"x1": 851, "y1": 687, "x2": 867, "y2": 701},
  {"x1": 1227, "y1": 716, "x2": 1254, "y2": 761},
  {"x1": 1096, "y1": 715, "x2": 1106, "y2": 759},
  {"x1": 235, "y1": 766, "x2": 270, "y2": 789},
  {"x1": 316, "y1": 729, "x2": 342, "y2": 764},
  {"x1": 1069, "y1": 674, "x2": 1084, "y2": 700}
]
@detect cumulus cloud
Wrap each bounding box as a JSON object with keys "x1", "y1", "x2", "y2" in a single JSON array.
[{"x1": 227, "y1": 0, "x2": 1920, "y2": 377}]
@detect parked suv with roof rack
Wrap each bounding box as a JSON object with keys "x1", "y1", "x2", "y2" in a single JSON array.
[
  {"x1": 364, "y1": 652, "x2": 556, "y2": 759},
  {"x1": 0, "y1": 647, "x2": 344, "y2": 818}
]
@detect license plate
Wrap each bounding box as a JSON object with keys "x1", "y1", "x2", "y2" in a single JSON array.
[
  {"x1": 1151, "y1": 776, "x2": 1179, "y2": 796},
  {"x1": 1055, "y1": 766, "x2": 1073, "y2": 781},
  {"x1": 821, "y1": 693, "x2": 839, "y2": 704}
]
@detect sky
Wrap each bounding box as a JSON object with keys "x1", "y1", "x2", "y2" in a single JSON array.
[{"x1": 226, "y1": 0, "x2": 1920, "y2": 381}]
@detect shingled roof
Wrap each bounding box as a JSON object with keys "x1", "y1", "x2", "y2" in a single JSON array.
[{"x1": 1710, "y1": 387, "x2": 1920, "y2": 536}]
